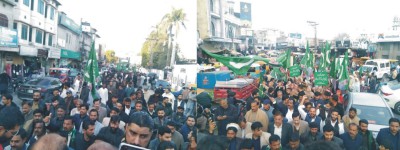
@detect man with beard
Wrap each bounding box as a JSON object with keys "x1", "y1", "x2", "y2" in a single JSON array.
[
  {"x1": 27, "y1": 120, "x2": 46, "y2": 149},
  {"x1": 342, "y1": 107, "x2": 360, "y2": 132},
  {"x1": 44, "y1": 106, "x2": 66, "y2": 133},
  {"x1": 319, "y1": 125, "x2": 344, "y2": 149},
  {"x1": 320, "y1": 109, "x2": 344, "y2": 137},
  {"x1": 245, "y1": 122, "x2": 270, "y2": 149},
  {"x1": 0, "y1": 94, "x2": 18, "y2": 112},
  {"x1": 156, "y1": 97, "x2": 173, "y2": 117},
  {"x1": 132, "y1": 101, "x2": 144, "y2": 113},
  {"x1": 376, "y1": 118, "x2": 400, "y2": 150},
  {"x1": 340, "y1": 123, "x2": 363, "y2": 150},
  {"x1": 149, "y1": 126, "x2": 176, "y2": 150},
  {"x1": 329, "y1": 95, "x2": 344, "y2": 117},
  {"x1": 245, "y1": 101, "x2": 269, "y2": 132},
  {"x1": 97, "y1": 115, "x2": 124, "y2": 147},
  {"x1": 0, "y1": 106, "x2": 24, "y2": 149},
  {"x1": 122, "y1": 97, "x2": 133, "y2": 116},
  {"x1": 226, "y1": 127, "x2": 242, "y2": 150},
  {"x1": 31, "y1": 92, "x2": 45, "y2": 111},
  {"x1": 215, "y1": 99, "x2": 238, "y2": 136},
  {"x1": 123, "y1": 111, "x2": 154, "y2": 148},
  {"x1": 72, "y1": 104, "x2": 89, "y2": 129},
  {"x1": 153, "y1": 108, "x2": 170, "y2": 129},
  {"x1": 179, "y1": 115, "x2": 197, "y2": 143},
  {"x1": 117, "y1": 85, "x2": 126, "y2": 102},
  {"x1": 284, "y1": 134, "x2": 304, "y2": 150},
  {"x1": 21, "y1": 101, "x2": 33, "y2": 125},
  {"x1": 23, "y1": 109, "x2": 44, "y2": 138},
  {"x1": 162, "y1": 89, "x2": 175, "y2": 112},
  {"x1": 358, "y1": 119, "x2": 377, "y2": 150},
  {"x1": 79, "y1": 109, "x2": 104, "y2": 135},
  {"x1": 268, "y1": 110, "x2": 293, "y2": 147},
  {"x1": 4, "y1": 128, "x2": 28, "y2": 150},
  {"x1": 60, "y1": 116, "x2": 77, "y2": 148},
  {"x1": 73, "y1": 120, "x2": 96, "y2": 150},
  {"x1": 166, "y1": 121, "x2": 184, "y2": 150},
  {"x1": 300, "y1": 122, "x2": 322, "y2": 145},
  {"x1": 170, "y1": 106, "x2": 186, "y2": 128}
]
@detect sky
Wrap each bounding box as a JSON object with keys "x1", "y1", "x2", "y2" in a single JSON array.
[
  {"x1": 58, "y1": 0, "x2": 197, "y2": 61},
  {"x1": 239, "y1": 0, "x2": 400, "y2": 40}
]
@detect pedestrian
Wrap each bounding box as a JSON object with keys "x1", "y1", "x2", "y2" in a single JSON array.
[{"x1": 376, "y1": 118, "x2": 400, "y2": 150}]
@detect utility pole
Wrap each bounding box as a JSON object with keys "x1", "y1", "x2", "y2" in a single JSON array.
[{"x1": 307, "y1": 21, "x2": 319, "y2": 51}]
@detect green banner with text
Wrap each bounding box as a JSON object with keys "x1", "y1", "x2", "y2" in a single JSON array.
[
  {"x1": 289, "y1": 65, "x2": 301, "y2": 77},
  {"x1": 314, "y1": 71, "x2": 328, "y2": 86}
]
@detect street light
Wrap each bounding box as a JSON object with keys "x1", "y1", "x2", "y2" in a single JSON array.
[{"x1": 307, "y1": 21, "x2": 319, "y2": 51}]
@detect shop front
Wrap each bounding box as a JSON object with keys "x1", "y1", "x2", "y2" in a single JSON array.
[
  {"x1": 48, "y1": 48, "x2": 61, "y2": 74},
  {"x1": 0, "y1": 27, "x2": 20, "y2": 76},
  {"x1": 19, "y1": 46, "x2": 42, "y2": 78},
  {"x1": 60, "y1": 48, "x2": 81, "y2": 69}
]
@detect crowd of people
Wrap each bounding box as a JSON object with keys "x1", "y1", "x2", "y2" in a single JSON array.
[
  {"x1": 193, "y1": 64, "x2": 400, "y2": 150},
  {"x1": 0, "y1": 68, "x2": 198, "y2": 150}
]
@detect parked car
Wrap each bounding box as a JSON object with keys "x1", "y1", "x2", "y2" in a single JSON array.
[
  {"x1": 17, "y1": 77, "x2": 63, "y2": 101},
  {"x1": 377, "y1": 81, "x2": 400, "y2": 114},
  {"x1": 364, "y1": 59, "x2": 391, "y2": 80},
  {"x1": 345, "y1": 92, "x2": 395, "y2": 138}
]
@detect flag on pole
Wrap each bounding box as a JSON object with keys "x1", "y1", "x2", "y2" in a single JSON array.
[
  {"x1": 320, "y1": 42, "x2": 331, "y2": 71},
  {"x1": 301, "y1": 41, "x2": 310, "y2": 67},
  {"x1": 84, "y1": 42, "x2": 100, "y2": 98},
  {"x1": 338, "y1": 51, "x2": 349, "y2": 81},
  {"x1": 276, "y1": 49, "x2": 292, "y2": 69}
]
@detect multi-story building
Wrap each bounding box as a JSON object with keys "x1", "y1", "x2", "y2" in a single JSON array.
[
  {"x1": 0, "y1": 0, "x2": 18, "y2": 75},
  {"x1": 57, "y1": 12, "x2": 81, "y2": 68},
  {"x1": 198, "y1": 0, "x2": 242, "y2": 54},
  {"x1": 254, "y1": 28, "x2": 281, "y2": 50},
  {"x1": 8, "y1": 0, "x2": 60, "y2": 76}
]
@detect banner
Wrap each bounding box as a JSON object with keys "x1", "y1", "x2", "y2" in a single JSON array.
[
  {"x1": 289, "y1": 65, "x2": 301, "y2": 77},
  {"x1": 314, "y1": 71, "x2": 328, "y2": 86}
]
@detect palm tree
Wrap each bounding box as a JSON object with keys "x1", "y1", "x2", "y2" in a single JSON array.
[{"x1": 159, "y1": 8, "x2": 187, "y2": 67}]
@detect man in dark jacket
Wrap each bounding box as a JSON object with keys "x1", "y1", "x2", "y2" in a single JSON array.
[
  {"x1": 97, "y1": 115, "x2": 124, "y2": 147},
  {"x1": 179, "y1": 115, "x2": 197, "y2": 142},
  {"x1": 319, "y1": 125, "x2": 344, "y2": 149},
  {"x1": 226, "y1": 127, "x2": 242, "y2": 150},
  {"x1": 376, "y1": 118, "x2": 400, "y2": 150},
  {"x1": 44, "y1": 106, "x2": 66, "y2": 133},
  {"x1": 0, "y1": 71, "x2": 10, "y2": 95},
  {"x1": 268, "y1": 110, "x2": 293, "y2": 146},
  {"x1": 0, "y1": 93, "x2": 18, "y2": 112},
  {"x1": 358, "y1": 119, "x2": 377, "y2": 150},
  {"x1": 72, "y1": 120, "x2": 95, "y2": 150},
  {"x1": 340, "y1": 123, "x2": 362, "y2": 150},
  {"x1": 215, "y1": 99, "x2": 238, "y2": 136},
  {"x1": 300, "y1": 122, "x2": 322, "y2": 146},
  {"x1": 72, "y1": 104, "x2": 89, "y2": 130}
]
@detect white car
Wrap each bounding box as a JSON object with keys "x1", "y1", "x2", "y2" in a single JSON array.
[{"x1": 377, "y1": 81, "x2": 400, "y2": 114}]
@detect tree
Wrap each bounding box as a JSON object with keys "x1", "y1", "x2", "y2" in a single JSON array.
[
  {"x1": 105, "y1": 50, "x2": 117, "y2": 64},
  {"x1": 140, "y1": 8, "x2": 187, "y2": 69}
]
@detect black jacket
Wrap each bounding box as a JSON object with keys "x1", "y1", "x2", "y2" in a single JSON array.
[
  {"x1": 97, "y1": 126, "x2": 124, "y2": 147},
  {"x1": 268, "y1": 123, "x2": 293, "y2": 146}
]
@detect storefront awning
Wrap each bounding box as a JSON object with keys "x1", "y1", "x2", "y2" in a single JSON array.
[{"x1": 61, "y1": 49, "x2": 81, "y2": 60}]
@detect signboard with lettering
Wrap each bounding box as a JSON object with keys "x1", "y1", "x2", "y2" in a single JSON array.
[
  {"x1": 314, "y1": 71, "x2": 328, "y2": 86},
  {"x1": 0, "y1": 27, "x2": 18, "y2": 47},
  {"x1": 289, "y1": 65, "x2": 301, "y2": 77}
]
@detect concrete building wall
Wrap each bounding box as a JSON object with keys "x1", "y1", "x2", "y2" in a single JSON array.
[
  {"x1": 57, "y1": 25, "x2": 80, "y2": 51},
  {"x1": 377, "y1": 42, "x2": 400, "y2": 60}
]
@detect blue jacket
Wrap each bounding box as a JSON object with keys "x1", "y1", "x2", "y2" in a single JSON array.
[
  {"x1": 376, "y1": 128, "x2": 400, "y2": 150},
  {"x1": 72, "y1": 114, "x2": 89, "y2": 130},
  {"x1": 340, "y1": 132, "x2": 363, "y2": 150},
  {"x1": 178, "y1": 124, "x2": 197, "y2": 142}
]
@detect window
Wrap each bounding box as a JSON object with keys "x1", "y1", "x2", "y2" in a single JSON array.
[
  {"x1": 35, "y1": 29, "x2": 43, "y2": 44},
  {"x1": 385, "y1": 63, "x2": 390, "y2": 67},
  {"x1": 42, "y1": 32, "x2": 46, "y2": 45},
  {"x1": 382, "y1": 55, "x2": 389, "y2": 59},
  {"x1": 13, "y1": 23, "x2": 17, "y2": 30},
  {"x1": 0, "y1": 14, "x2": 8, "y2": 27},
  {"x1": 48, "y1": 34, "x2": 52, "y2": 46},
  {"x1": 28, "y1": 26, "x2": 32, "y2": 42},
  {"x1": 37, "y1": 0, "x2": 44, "y2": 15},
  {"x1": 30, "y1": 0, "x2": 34, "y2": 10},
  {"x1": 211, "y1": 22, "x2": 215, "y2": 37},
  {"x1": 50, "y1": 7, "x2": 55, "y2": 20},
  {"x1": 44, "y1": 5, "x2": 48, "y2": 18},
  {"x1": 23, "y1": 0, "x2": 29, "y2": 7},
  {"x1": 210, "y1": 0, "x2": 214, "y2": 12},
  {"x1": 21, "y1": 24, "x2": 28, "y2": 40}
]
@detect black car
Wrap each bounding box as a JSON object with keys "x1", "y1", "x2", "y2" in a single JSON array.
[{"x1": 17, "y1": 77, "x2": 63, "y2": 101}]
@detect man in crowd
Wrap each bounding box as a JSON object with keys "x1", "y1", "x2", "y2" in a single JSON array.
[
  {"x1": 153, "y1": 108, "x2": 169, "y2": 129},
  {"x1": 149, "y1": 126, "x2": 176, "y2": 150},
  {"x1": 376, "y1": 118, "x2": 400, "y2": 150},
  {"x1": 97, "y1": 115, "x2": 124, "y2": 147},
  {"x1": 79, "y1": 109, "x2": 104, "y2": 135},
  {"x1": 226, "y1": 126, "x2": 242, "y2": 150},
  {"x1": 179, "y1": 115, "x2": 197, "y2": 142},
  {"x1": 320, "y1": 125, "x2": 344, "y2": 149},
  {"x1": 290, "y1": 112, "x2": 309, "y2": 137},
  {"x1": 44, "y1": 106, "x2": 66, "y2": 133},
  {"x1": 167, "y1": 121, "x2": 184, "y2": 150},
  {"x1": 27, "y1": 120, "x2": 47, "y2": 149},
  {"x1": 320, "y1": 109, "x2": 345, "y2": 137},
  {"x1": 61, "y1": 116, "x2": 77, "y2": 148},
  {"x1": 284, "y1": 134, "x2": 304, "y2": 150},
  {"x1": 73, "y1": 120, "x2": 96, "y2": 150},
  {"x1": 72, "y1": 104, "x2": 89, "y2": 130},
  {"x1": 32, "y1": 91, "x2": 45, "y2": 111},
  {"x1": 90, "y1": 99, "x2": 107, "y2": 122},
  {"x1": 268, "y1": 110, "x2": 293, "y2": 146},
  {"x1": 245, "y1": 121, "x2": 270, "y2": 149},
  {"x1": 170, "y1": 106, "x2": 187, "y2": 128},
  {"x1": 342, "y1": 107, "x2": 360, "y2": 132},
  {"x1": 215, "y1": 99, "x2": 238, "y2": 136},
  {"x1": 340, "y1": 123, "x2": 362, "y2": 150},
  {"x1": 124, "y1": 112, "x2": 154, "y2": 148},
  {"x1": 245, "y1": 101, "x2": 269, "y2": 132},
  {"x1": 300, "y1": 122, "x2": 322, "y2": 145},
  {"x1": 358, "y1": 119, "x2": 377, "y2": 150}
]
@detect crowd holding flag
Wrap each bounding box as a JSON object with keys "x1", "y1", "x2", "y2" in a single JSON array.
[{"x1": 84, "y1": 42, "x2": 100, "y2": 98}]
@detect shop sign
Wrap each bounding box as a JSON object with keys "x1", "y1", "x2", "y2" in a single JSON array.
[
  {"x1": 0, "y1": 27, "x2": 18, "y2": 47},
  {"x1": 19, "y1": 46, "x2": 38, "y2": 57},
  {"x1": 37, "y1": 49, "x2": 48, "y2": 58},
  {"x1": 48, "y1": 48, "x2": 61, "y2": 59}
]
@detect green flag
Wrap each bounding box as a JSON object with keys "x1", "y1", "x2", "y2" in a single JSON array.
[
  {"x1": 258, "y1": 70, "x2": 265, "y2": 96},
  {"x1": 276, "y1": 49, "x2": 291, "y2": 69},
  {"x1": 84, "y1": 42, "x2": 100, "y2": 98},
  {"x1": 201, "y1": 49, "x2": 269, "y2": 75},
  {"x1": 338, "y1": 51, "x2": 349, "y2": 81},
  {"x1": 320, "y1": 42, "x2": 331, "y2": 71},
  {"x1": 329, "y1": 53, "x2": 336, "y2": 78},
  {"x1": 301, "y1": 41, "x2": 310, "y2": 67}
]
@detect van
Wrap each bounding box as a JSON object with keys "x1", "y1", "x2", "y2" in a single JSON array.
[{"x1": 364, "y1": 59, "x2": 391, "y2": 79}]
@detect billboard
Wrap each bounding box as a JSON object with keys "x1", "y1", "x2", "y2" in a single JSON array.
[
  {"x1": 240, "y1": 2, "x2": 252, "y2": 27},
  {"x1": 289, "y1": 33, "x2": 302, "y2": 39},
  {"x1": 0, "y1": 27, "x2": 18, "y2": 47}
]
